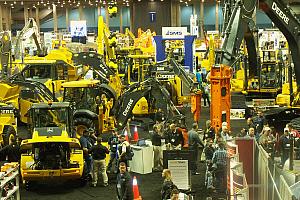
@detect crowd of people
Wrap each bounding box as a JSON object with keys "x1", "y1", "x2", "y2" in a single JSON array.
[{"x1": 236, "y1": 110, "x2": 300, "y2": 168}]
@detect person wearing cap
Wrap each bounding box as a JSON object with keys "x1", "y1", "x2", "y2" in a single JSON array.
[
  {"x1": 80, "y1": 129, "x2": 93, "y2": 178},
  {"x1": 259, "y1": 126, "x2": 275, "y2": 149},
  {"x1": 107, "y1": 128, "x2": 120, "y2": 173},
  {"x1": 279, "y1": 128, "x2": 290, "y2": 167},
  {"x1": 89, "y1": 137, "x2": 109, "y2": 187}
]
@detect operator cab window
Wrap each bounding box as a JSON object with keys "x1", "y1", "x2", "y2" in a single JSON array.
[{"x1": 23, "y1": 64, "x2": 52, "y2": 80}]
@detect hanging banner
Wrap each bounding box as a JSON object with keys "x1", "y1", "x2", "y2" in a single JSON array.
[
  {"x1": 162, "y1": 27, "x2": 187, "y2": 40},
  {"x1": 70, "y1": 20, "x2": 87, "y2": 37}
]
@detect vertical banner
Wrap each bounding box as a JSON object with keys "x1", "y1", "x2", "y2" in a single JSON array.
[{"x1": 236, "y1": 138, "x2": 254, "y2": 200}]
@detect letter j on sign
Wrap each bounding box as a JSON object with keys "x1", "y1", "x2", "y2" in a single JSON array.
[{"x1": 149, "y1": 12, "x2": 156, "y2": 23}]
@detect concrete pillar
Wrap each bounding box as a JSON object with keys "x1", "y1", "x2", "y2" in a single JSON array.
[
  {"x1": 53, "y1": 4, "x2": 58, "y2": 32},
  {"x1": 119, "y1": 6, "x2": 123, "y2": 33},
  {"x1": 29, "y1": 8, "x2": 33, "y2": 19},
  {"x1": 177, "y1": 3, "x2": 181, "y2": 26},
  {"x1": 4, "y1": 6, "x2": 9, "y2": 31},
  {"x1": 8, "y1": 7, "x2": 11, "y2": 30},
  {"x1": 171, "y1": 1, "x2": 180, "y2": 26},
  {"x1": 36, "y1": 7, "x2": 40, "y2": 32},
  {"x1": 215, "y1": 1, "x2": 219, "y2": 31},
  {"x1": 0, "y1": 5, "x2": 3, "y2": 32},
  {"x1": 79, "y1": 5, "x2": 84, "y2": 20},
  {"x1": 98, "y1": 6, "x2": 101, "y2": 16},
  {"x1": 130, "y1": 4, "x2": 134, "y2": 32},
  {"x1": 200, "y1": 0, "x2": 204, "y2": 38},
  {"x1": 105, "y1": 4, "x2": 109, "y2": 27},
  {"x1": 66, "y1": 7, "x2": 69, "y2": 30},
  {"x1": 24, "y1": 5, "x2": 29, "y2": 24}
]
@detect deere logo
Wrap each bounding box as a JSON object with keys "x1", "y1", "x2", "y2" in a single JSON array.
[
  {"x1": 272, "y1": 2, "x2": 289, "y2": 25},
  {"x1": 122, "y1": 99, "x2": 134, "y2": 116},
  {"x1": 166, "y1": 31, "x2": 183, "y2": 36},
  {"x1": 0, "y1": 109, "x2": 13, "y2": 114}
]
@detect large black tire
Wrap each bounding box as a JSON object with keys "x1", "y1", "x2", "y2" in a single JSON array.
[
  {"x1": 290, "y1": 117, "x2": 300, "y2": 132},
  {"x1": 74, "y1": 117, "x2": 95, "y2": 138},
  {"x1": 3, "y1": 126, "x2": 16, "y2": 146}
]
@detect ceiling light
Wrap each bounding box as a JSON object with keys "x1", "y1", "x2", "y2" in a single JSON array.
[
  {"x1": 13, "y1": 1, "x2": 16, "y2": 4},
  {"x1": 21, "y1": 1, "x2": 24, "y2": 5},
  {"x1": 4, "y1": 1, "x2": 7, "y2": 5}
]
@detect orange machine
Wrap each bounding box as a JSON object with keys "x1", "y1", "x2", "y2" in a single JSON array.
[
  {"x1": 191, "y1": 90, "x2": 202, "y2": 123},
  {"x1": 210, "y1": 65, "x2": 232, "y2": 133}
]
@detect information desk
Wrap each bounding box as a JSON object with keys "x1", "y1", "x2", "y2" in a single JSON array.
[{"x1": 129, "y1": 145, "x2": 154, "y2": 174}]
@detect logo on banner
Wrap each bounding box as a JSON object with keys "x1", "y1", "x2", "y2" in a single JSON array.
[
  {"x1": 272, "y1": 2, "x2": 289, "y2": 25},
  {"x1": 122, "y1": 99, "x2": 134, "y2": 116},
  {"x1": 162, "y1": 27, "x2": 187, "y2": 39}
]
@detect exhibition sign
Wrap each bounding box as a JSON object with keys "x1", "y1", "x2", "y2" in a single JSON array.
[
  {"x1": 162, "y1": 27, "x2": 187, "y2": 40},
  {"x1": 70, "y1": 20, "x2": 87, "y2": 37}
]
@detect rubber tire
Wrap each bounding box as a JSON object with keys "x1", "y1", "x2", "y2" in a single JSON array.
[
  {"x1": 290, "y1": 117, "x2": 300, "y2": 132},
  {"x1": 3, "y1": 126, "x2": 16, "y2": 146},
  {"x1": 74, "y1": 117, "x2": 95, "y2": 137}
]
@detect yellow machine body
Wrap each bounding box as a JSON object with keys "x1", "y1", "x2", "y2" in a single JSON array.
[
  {"x1": 20, "y1": 131, "x2": 84, "y2": 181},
  {"x1": 0, "y1": 103, "x2": 17, "y2": 147}
]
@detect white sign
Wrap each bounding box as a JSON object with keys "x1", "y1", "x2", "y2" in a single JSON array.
[
  {"x1": 230, "y1": 109, "x2": 245, "y2": 120},
  {"x1": 162, "y1": 27, "x2": 187, "y2": 39},
  {"x1": 207, "y1": 30, "x2": 219, "y2": 35},
  {"x1": 168, "y1": 160, "x2": 189, "y2": 190},
  {"x1": 70, "y1": 20, "x2": 87, "y2": 37}
]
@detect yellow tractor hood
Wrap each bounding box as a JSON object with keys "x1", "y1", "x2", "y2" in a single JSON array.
[
  {"x1": 61, "y1": 79, "x2": 100, "y2": 88},
  {"x1": 20, "y1": 128, "x2": 81, "y2": 149}
]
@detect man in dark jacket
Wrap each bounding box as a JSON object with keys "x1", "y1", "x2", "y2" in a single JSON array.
[
  {"x1": 280, "y1": 128, "x2": 290, "y2": 167},
  {"x1": 117, "y1": 162, "x2": 133, "y2": 200},
  {"x1": 89, "y1": 137, "x2": 109, "y2": 187},
  {"x1": 107, "y1": 128, "x2": 120, "y2": 173},
  {"x1": 203, "y1": 120, "x2": 215, "y2": 142},
  {"x1": 80, "y1": 129, "x2": 93, "y2": 176},
  {"x1": 168, "y1": 124, "x2": 184, "y2": 150},
  {"x1": 188, "y1": 123, "x2": 204, "y2": 175},
  {"x1": 152, "y1": 124, "x2": 163, "y2": 171}
]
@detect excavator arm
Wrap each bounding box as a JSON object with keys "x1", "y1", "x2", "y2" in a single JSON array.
[
  {"x1": 114, "y1": 78, "x2": 184, "y2": 128},
  {"x1": 0, "y1": 32, "x2": 11, "y2": 78},
  {"x1": 220, "y1": 0, "x2": 256, "y2": 66},
  {"x1": 7, "y1": 75, "x2": 57, "y2": 102},
  {"x1": 72, "y1": 52, "x2": 115, "y2": 83},
  {"x1": 15, "y1": 18, "x2": 46, "y2": 60}
]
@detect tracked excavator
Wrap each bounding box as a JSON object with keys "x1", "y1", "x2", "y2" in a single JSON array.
[{"x1": 212, "y1": 0, "x2": 300, "y2": 132}]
